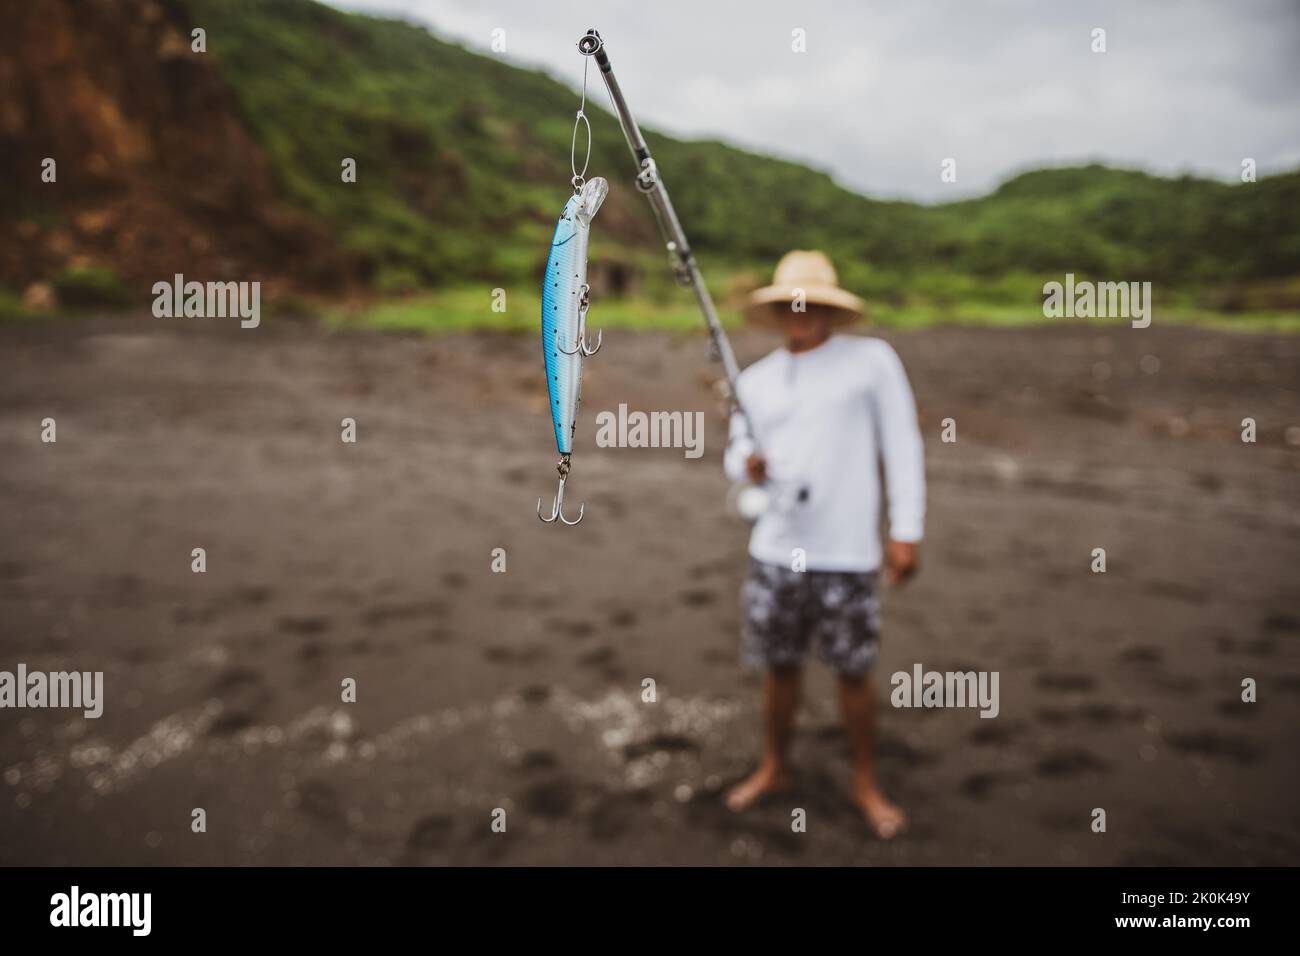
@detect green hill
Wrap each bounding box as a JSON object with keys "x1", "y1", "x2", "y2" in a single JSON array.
[
  {"x1": 185, "y1": 0, "x2": 1299, "y2": 303},
  {"x1": 3, "y1": 0, "x2": 1296, "y2": 326}
]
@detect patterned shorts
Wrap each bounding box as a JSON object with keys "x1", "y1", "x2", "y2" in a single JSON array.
[{"x1": 741, "y1": 557, "x2": 882, "y2": 675}]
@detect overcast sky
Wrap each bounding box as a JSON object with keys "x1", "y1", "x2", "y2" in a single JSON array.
[{"x1": 327, "y1": 0, "x2": 1300, "y2": 201}]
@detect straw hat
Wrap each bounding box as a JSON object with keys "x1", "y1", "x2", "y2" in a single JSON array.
[{"x1": 745, "y1": 250, "x2": 863, "y2": 326}]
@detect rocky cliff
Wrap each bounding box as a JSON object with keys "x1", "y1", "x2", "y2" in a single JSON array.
[{"x1": 0, "y1": 0, "x2": 354, "y2": 301}]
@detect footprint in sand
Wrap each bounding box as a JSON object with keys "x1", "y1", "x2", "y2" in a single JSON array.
[
  {"x1": 518, "y1": 684, "x2": 551, "y2": 704},
  {"x1": 210, "y1": 665, "x2": 262, "y2": 691},
  {"x1": 1276, "y1": 673, "x2": 1300, "y2": 694},
  {"x1": 207, "y1": 709, "x2": 257, "y2": 735},
  {"x1": 623, "y1": 734, "x2": 700, "y2": 761},
  {"x1": 1146, "y1": 670, "x2": 1201, "y2": 693},
  {"x1": 206, "y1": 666, "x2": 271, "y2": 734},
  {"x1": 1078, "y1": 702, "x2": 1126, "y2": 725},
  {"x1": 577, "y1": 645, "x2": 624, "y2": 680},
  {"x1": 680, "y1": 588, "x2": 717, "y2": 608},
  {"x1": 405, "y1": 814, "x2": 454, "y2": 851},
  {"x1": 578, "y1": 646, "x2": 617, "y2": 668},
  {"x1": 1035, "y1": 748, "x2": 1108, "y2": 778},
  {"x1": 277, "y1": 615, "x2": 329, "y2": 635},
  {"x1": 233, "y1": 585, "x2": 273, "y2": 605},
  {"x1": 1261, "y1": 611, "x2": 1299, "y2": 634},
  {"x1": 1143, "y1": 580, "x2": 1208, "y2": 605},
  {"x1": 876, "y1": 733, "x2": 936, "y2": 768},
  {"x1": 1216, "y1": 698, "x2": 1259, "y2": 719},
  {"x1": 546, "y1": 617, "x2": 596, "y2": 639},
  {"x1": 1243, "y1": 637, "x2": 1277, "y2": 657},
  {"x1": 521, "y1": 777, "x2": 577, "y2": 820},
  {"x1": 1165, "y1": 732, "x2": 1261, "y2": 765},
  {"x1": 516, "y1": 750, "x2": 559, "y2": 772},
  {"x1": 1036, "y1": 672, "x2": 1096, "y2": 692},
  {"x1": 969, "y1": 722, "x2": 1024, "y2": 746},
  {"x1": 960, "y1": 772, "x2": 1005, "y2": 801},
  {"x1": 483, "y1": 644, "x2": 549, "y2": 665},
  {"x1": 295, "y1": 780, "x2": 344, "y2": 826},
  {"x1": 297, "y1": 639, "x2": 326, "y2": 664},
  {"x1": 1191, "y1": 472, "x2": 1224, "y2": 494},
  {"x1": 608, "y1": 608, "x2": 638, "y2": 628},
  {"x1": 362, "y1": 600, "x2": 448, "y2": 626}
]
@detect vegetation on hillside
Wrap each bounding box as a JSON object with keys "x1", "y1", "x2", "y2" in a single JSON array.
[
  {"x1": 185, "y1": 0, "x2": 1298, "y2": 319},
  {"x1": 12, "y1": 0, "x2": 1297, "y2": 327}
]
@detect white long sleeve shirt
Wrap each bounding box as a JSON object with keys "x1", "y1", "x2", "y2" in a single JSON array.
[{"x1": 724, "y1": 334, "x2": 926, "y2": 572}]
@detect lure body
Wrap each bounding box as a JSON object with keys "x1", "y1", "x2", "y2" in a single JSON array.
[{"x1": 541, "y1": 177, "x2": 607, "y2": 454}]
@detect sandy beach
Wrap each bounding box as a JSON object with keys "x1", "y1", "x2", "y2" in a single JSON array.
[{"x1": 0, "y1": 316, "x2": 1297, "y2": 865}]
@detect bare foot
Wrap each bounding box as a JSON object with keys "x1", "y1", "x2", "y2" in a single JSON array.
[
  {"x1": 725, "y1": 765, "x2": 792, "y2": 812},
  {"x1": 855, "y1": 784, "x2": 906, "y2": 839}
]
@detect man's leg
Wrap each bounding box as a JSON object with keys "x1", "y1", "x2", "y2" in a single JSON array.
[
  {"x1": 725, "y1": 664, "x2": 801, "y2": 811},
  {"x1": 838, "y1": 672, "x2": 906, "y2": 838}
]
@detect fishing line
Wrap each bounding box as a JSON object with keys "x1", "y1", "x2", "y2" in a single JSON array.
[{"x1": 570, "y1": 55, "x2": 592, "y2": 192}]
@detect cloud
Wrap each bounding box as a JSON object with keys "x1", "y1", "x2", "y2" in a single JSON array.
[{"x1": 326, "y1": 0, "x2": 1300, "y2": 200}]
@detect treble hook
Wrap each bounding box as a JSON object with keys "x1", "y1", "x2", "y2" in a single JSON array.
[
  {"x1": 537, "y1": 455, "x2": 585, "y2": 525},
  {"x1": 557, "y1": 285, "x2": 602, "y2": 356}
]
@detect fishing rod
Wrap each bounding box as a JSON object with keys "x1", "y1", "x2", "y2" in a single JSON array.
[{"x1": 576, "y1": 29, "x2": 756, "y2": 443}]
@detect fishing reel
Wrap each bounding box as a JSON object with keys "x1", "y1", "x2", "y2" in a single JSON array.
[
  {"x1": 726, "y1": 478, "x2": 811, "y2": 524},
  {"x1": 727, "y1": 481, "x2": 770, "y2": 523}
]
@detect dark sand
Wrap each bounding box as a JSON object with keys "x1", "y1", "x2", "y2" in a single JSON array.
[{"x1": 0, "y1": 316, "x2": 1297, "y2": 865}]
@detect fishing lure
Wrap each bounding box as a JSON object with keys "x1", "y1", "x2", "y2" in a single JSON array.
[{"x1": 537, "y1": 176, "x2": 607, "y2": 525}]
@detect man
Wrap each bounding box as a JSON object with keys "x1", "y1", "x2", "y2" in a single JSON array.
[{"x1": 722, "y1": 250, "x2": 925, "y2": 839}]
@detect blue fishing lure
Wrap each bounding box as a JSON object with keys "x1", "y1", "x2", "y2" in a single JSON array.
[{"x1": 538, "y1": 177, "x2": 606, "y2": 524}]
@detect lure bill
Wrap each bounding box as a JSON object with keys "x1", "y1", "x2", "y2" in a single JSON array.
[{"x1": 537, "y1": 176, "x2": 607, "y2": 525}]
